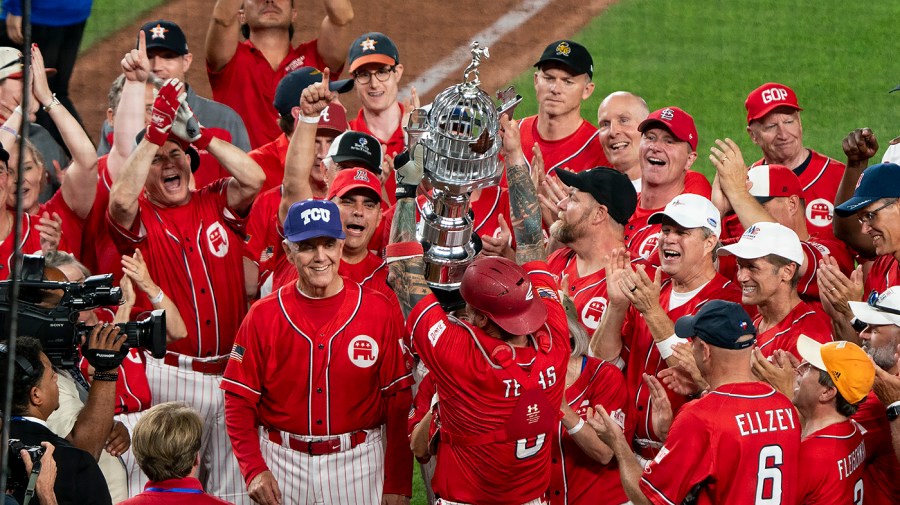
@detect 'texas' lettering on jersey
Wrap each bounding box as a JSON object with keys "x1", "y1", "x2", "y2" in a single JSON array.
[
  {"x1": 735, "y1": 408, "x2": 796, "y2": 436},
  {"x1": 502, "y1": 366, "x2": 557, "y2": 398}
]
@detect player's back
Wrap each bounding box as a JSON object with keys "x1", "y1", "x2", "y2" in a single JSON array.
[
  {"x1": 797, "y1": 420, "x2": 866, "y2": 505},
  {"x1": 641, "y1": 382, "x2": 801, "y2": 505}
]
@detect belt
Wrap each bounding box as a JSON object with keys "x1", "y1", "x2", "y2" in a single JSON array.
[
  {"x1": 266, "y1": 429, "x2": 368, "y2": 456},
  {"x1": 162, "y1": 352, "x2": 228, "y2": 375},
  {"x1": 436, "y1": 498, "x2": 546, "y2": 505}
]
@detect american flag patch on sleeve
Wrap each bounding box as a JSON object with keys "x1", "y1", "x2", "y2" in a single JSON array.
[{"x1": 229, "y1": 344, "x2": 246, "y2": 363}]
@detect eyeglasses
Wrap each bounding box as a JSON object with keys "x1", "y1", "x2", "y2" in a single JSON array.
[
  {"x1": 867, "y1": 290, "x2": 900, "y2": 317},
  {"x1": 857, "y1": 199, "x2": 898, "y2": 226},
  {"x1": 796, "y1": 361, "x2": 813, "y2": 376},
  {"x1": 353, "y1": 66, "x2": 395, "y2": 85}
]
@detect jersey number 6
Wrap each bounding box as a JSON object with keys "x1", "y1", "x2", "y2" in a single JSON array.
[{"x1": 755, "y1": 445, "x2": 783, "y2": 504}]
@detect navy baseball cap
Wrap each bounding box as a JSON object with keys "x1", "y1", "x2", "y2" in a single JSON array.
[
  {"x1": 283, "y1": 200, "x2": 345, "y2": 243},
  {"x1": 834, "y1": 163, "x2": 900, "y2": 217},
  {"x1": 139, "y1": 20, "x2": 189, "y2": 56},
  {"x1": 674, "y1": 300, "x2": 757, "y2": 350},
  {"x1": 555, "y1": 167, "x2": 636, "y2": 225},
  {"x1": 534, "y1": 40, "x2": 593, "y2": 79},
  {"x1": 273, "y1": 67, "x2": 353, "y2": 119},
  {"x1": 348, "y1": 32, "x2": 399, "y2": 73}
]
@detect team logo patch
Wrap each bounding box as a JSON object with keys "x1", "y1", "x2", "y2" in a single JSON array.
[
  {"x1": 609, "y1": 408, "x2": 626, "y2": 430},
  {"x1": 354, "y1": 169, "x2": 370, "y2": 182},
  {"x1": 805, "y1": 198, "x2": 834, "y2": 227},
  {"x1": 638, "y1": 233, "x2": 660, "y2": 260},
  {"x1": 707, "y1": 217, "x2": 718, "y2": 228},
  {"x1": 148, "y1": 24, "x2": 168, "y2": 40},
  {"x1": 348, "y1": 335, "x2": 378, "y2": 368},
  {"x1": 555, "y1": 42, "x2": 571, "y2": 56},
  {"x1": 660, "y1": 108, "x2": 675, "y2": 120},
  {"x1": 360, "y1": 37, "x2": 377, "y2": 51},
  {"x1": 581, "y1": 296, "x2": 608, "y2": 330},
  {"x1": 536, "y1": 286, "x2": 559, "y2": 303},
  {"x1": 526, "y1": 404, "x2": 541, "y2": 424},
  {"x1": 428, "y1": 320, "x2": 446, "y2": 347},
  {"x1": 300, "y1": 206, "x2": 332, "y2": 224},
  {"x1": 260, "y1": 246, "x2": 274, "y2": 263},
  {"x1": 229, "y1": 344, "x2": 245, "y2": 363},
  {"x1": 205, "y1": 222, "x2": 230, "y2": 258},
  {"x1": 760, "y1": 87, "x2": 789, "y2": 104},
  {"x1": 284, "y1": 56, "x2": 306, "y2": 73},
  {"x1": 744, "y1": 225, "x2": 761, "y2": 239},
  {"x1": 320, "y1": 105, "x2": 331, "y2": 122}
]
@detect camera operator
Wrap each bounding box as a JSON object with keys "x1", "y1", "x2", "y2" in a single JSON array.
[
  {"x1": 1, "y1": 411, "x2": 58, "y2": 505},
  {"x1": 1, "y1": 336, "x2": 113, "y2": 504}
]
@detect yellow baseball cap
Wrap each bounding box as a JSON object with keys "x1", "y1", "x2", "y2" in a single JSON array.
[{"x1": 797, "y1": 335, "x2": 874, "y2": 404}]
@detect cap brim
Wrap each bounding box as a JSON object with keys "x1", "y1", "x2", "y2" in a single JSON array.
[
  {"x1": 674, "y1": 314, "x2": 696, "y2": 339},
  {"x1": 796, "y1": 335, "x2": 828, "y2": 372},
  {"x1": 717, "y1": 241, "x2": 765, "y2": 260},
  {"x1": 285, "y1": 228, "x2": 346, "y2": 243},
  {"x1": 834, "y1": 196, "x2": 879, "y2": 217},
  {"x1": 4, "y1": 67, "x2": 58, "y2": 79},
  {"x1": 753, "y1": 196, "x2": 776, "y2": 204},
  {"x1": 349, "y1": 55, "x2": 396, "y2": 73},
  {"x1": 331, "y1": 154, "x2": 382, "y2": 175},
  {"x1": 492, "y1": 300, "x2": 548, "y2": 335},
  {"x1": 329, "y1": 182, "x2": 381, "y2": 202},
  {"x1": 748, "y1": 104, "x2": 803, "y2": 124},
  {"x1": 848, "y1": 301, "x2": 900, "y2": 326},
  {"x1": 647, "y1": 210, "x2": 704, "y2": 230},
  {"x1": 329, "y1": 78, "x2": 354, "y2": 94},
  {"x1": 533, "y1": 58, "x2": 587, "y2": 76},
  {"x1": 554, "y1": 169, "x2": 582, "y2": 190}
]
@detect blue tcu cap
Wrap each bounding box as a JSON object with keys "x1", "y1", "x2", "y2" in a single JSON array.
[
  {"x1": 283, "y1": 200, "x2": 345, "y2": 243},
  {"x1": 674, "y1": 300, "x2": 757, "y2": 350},
  {"x1": 834, "y1": 163, "x2": 900, "y2": 217}
]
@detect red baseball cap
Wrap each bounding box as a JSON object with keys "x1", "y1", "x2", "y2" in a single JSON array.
[
  {"x1": 638, "y1": 106, "x2": 698, "y2": 151},
  {"x1": 460, "y1": 256, "x2": 547, "y2": 335},
  {"x1": 327, "y1": 167, "x2": 382, "y2": 201},
  {"x1": 747, "y1": 164, "x2": 802, "y2": 202},
  {"x1": 316, "y1": 102, "x2": 348, "y2": 136},
  {"x1": 745, "y1": 82, "x2": 803, "y2": 124}
]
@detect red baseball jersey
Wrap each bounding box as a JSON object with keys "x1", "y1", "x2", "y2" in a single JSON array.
[
  {"x1": 518, "y1": 116, "x2": 608, "y2": 177},
  {"x1": 864, "y1": 254, "x2": 900, "y2": 295},
  {"x1": 221, "y1": 281, "x2": 413, "y2": 485},
  {"x1": 851, "y1": 391, "x2": 900, "y2": 505},
  {"x1": 407, "y1": 262, "x2": 570, "y2": 504},
  {"x1": 107, "y1": 179, "x2": 248, "y2": 358},
  {"x1": 751, "y1": 150, "x2": 845, "y2": 241},
  {"x1": 546, "y1": 246, "x2": 645, "y2": 336},
  {"x1": 0, "y1": 212, "x2": 46, "y2": 279},
  {"x1": 38, "y1": 190, "x2": 83, "y2": 259},
  {"x1": 625, "y1": 180, "x2": 713, "y2": 262},
  {"x1": 621, "y1": 274, "x2": 743, "y2": 456},
  {"x1": 549, "y1": 357, "x2": 634, "y2": 505},
  {"x1": 208, "y1": 40, "x2": 328, "y2": 149},
  {"x1": 80, "y1": 346, "x2": 152, "y2": 415},
  {"x1": 639, "y1": 382, "x2": 801, "y2": 505},
  {"x1": 248, "y1": 133, "x2": 290, "y2": 194},
  {"x1": 349, "y1": 104, "x2": 406, "y2": 206},
  {"x1": 796, "y1": 420, "x2": 867, "y2": 505},
  {"x1": 120, "y1": 477, "x2": 233, "y2": 505},
  {"x1": 754, "y1": 301, "x2": 832, "y2": 359}
]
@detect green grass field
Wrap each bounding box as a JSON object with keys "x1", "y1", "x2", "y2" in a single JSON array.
[
  {"x1": 81, "y1": 0, "x2": 166, "y2": 51},
  {"x1": 511, "y1": 0, "x2": 899, "y2": 179}
]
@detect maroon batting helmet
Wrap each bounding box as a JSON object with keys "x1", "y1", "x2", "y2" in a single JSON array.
[{"x1": 460, "y1": 256, "x2": 548, "y2": 335}]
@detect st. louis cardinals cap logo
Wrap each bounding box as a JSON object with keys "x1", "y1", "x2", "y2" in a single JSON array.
[
  {"x1": 348, "y1": 335, "x2": 378, "y2": 368},
  {"x1": 660, "y1": 108, "x2": 675, "y2": 120}
]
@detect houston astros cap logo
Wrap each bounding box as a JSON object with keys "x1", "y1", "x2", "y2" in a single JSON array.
[
  {"x1": 149, "y1": 24, "x2": 168, "y2": 40},
  {"x1": 660, "y1": 108, "x2": 675, "y2": 120},
  {"x1": 360, "y1": 37, "x2": 377, "y2": 51},
  {"x1": 555, "y1": 41, "x2": 571, "y2": 56}
]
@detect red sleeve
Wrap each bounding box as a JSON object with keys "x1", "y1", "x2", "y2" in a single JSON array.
[
  {"x1": 224, "y1": 391, "x2": 268, "y2": 487},
  {"x1": 383, "y1": 388, "x2": 414, "y2": 497},
  {"x1": 639, "y1": 407, "x2": 712, "y2": 505},
  {"x1": 377, "y1": 294, "x2": 415, "y2": 397},
  {"x1": 105, "y1": 207, "x2": 145, "y2": 255},
  {"x1": 684, "y1": 170, "x2": 712, "y2": 198},
  {"x1": 221, "y1": 304, "x2": 266, "y2": 402},
  {"x1": 408, "y1": 372, "x2": 436, "y2": 437}
]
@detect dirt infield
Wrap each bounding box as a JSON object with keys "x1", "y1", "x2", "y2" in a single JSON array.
[{"x1": 70, "y1": 0, "x2": 616, "y2": 143}]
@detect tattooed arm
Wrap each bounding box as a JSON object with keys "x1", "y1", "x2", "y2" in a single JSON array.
[
  {"x1": 387, "y1": 176, "x2": 433, "y2": 320},
  {"x1": 500, "y1": 114, "x2": 546, "y2": 264}
]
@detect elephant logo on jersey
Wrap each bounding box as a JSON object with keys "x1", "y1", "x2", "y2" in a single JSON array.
[
  {"x1": 205, "y1": 222, "x2": 229, "y2": 257},
  {"x1": 805, "y1": 198, "x2": 834, "y2": 227},
  {"x1": 638, "y1": 233, "x2": 660, "y2": 260},
  {"x1": 581, "y1": 296, "x2": 607, "y2": 330},
  {"x1": 348, "y1": 335, "x2": 379, "y2": 368}
]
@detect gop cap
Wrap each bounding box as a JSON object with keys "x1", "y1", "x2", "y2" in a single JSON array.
[
  {"x1": 747, "y1": 164, "x2": 803, "y2": 203},
  {"x1": 718, "y1": 222, "x2": 803, "y2": 265},
  {"x1": 534, "y1": 40, "x2": 593, "y2": 79},
  {"x1": 348, "y1": 32, "x2": 399, "y2": 73},
  {"x1": 327, "y1": 167, "x2": 382, "y2": 202},
  {"x1": 273, "y1": 67, "x2": 353, "y2": 119},
  {"x1": 140, "y1": 20, "x2": 189, "y2": 56},
  {"x1": 834, "y1": 163, "x2": 900, "y2": 216},
  {"x1": 648, "y1": 194, "x2": 721, "y2": 238},
  {"x1": 327, "y1": 131, "x2": 383, "y2": 175},
  {"x1": 745, "y1": 82, "x2": 802, "y2": 124},
  {"x1": 460, "y1": 256, "x2": 547, "y2": 335},
  {"x1": 849, "y1": 286, "x2": 900, "y2": 327},
  {"x1": 283, "y1": 200, "x2": 345, "y2": 243},
  {"x1": 555, "y1": 167, "x2": 637, "y2": 225},
  {"x1": 797, "y1": 335, "x2": 874, "y2": 405},
  {"x1": 674, "y1": 300, "x2": 757, "y2": 350},
  {"x1": 638, "y1": 107, "x2": 698, "y2": 151}
]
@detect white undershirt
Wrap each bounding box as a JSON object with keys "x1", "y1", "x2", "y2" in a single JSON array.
[{"x1": 668, "y1": 280, "x2": 710, "y2": 310}]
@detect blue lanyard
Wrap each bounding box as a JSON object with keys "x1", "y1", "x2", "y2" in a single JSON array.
[{"x1": 146, "y1": 488, "x2": 203, "y2": 494}]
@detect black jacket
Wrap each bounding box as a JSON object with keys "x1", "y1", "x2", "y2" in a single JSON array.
[{"x1": 9, "y1": 419, "x2": 112, "y2": 505}]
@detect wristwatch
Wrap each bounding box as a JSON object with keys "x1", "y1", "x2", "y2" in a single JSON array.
[
  {"x1": 850, "y1": 317, "x2": 867, "y2": 333},
  {"x1": 888, "y1": 402, "x2": 900, "y2": 422}
]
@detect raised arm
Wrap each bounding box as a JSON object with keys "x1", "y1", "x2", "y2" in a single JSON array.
[
  {"x1": 709, "y1": 138, "x2": 776, "y2": 228},
  {"x1": 590, "y1": 248, "x2": 631, "y2": 363},
  {"x1": 500, "y1": 114, "x2": 545, "y2": 264},
  {"x1": 206, "y1": 0, "x2": 243, "y2": 72},
  {"x1": 109, "y1": 32, "x2": 153, "y2": 182},
  {"x1": 834, "y1": 128, "x2": 879, "y2": 257},
  {"x1": 32, "y1": 46, "x2": 97, "y2": 219},
  {"x1": 121, "y1": 248, "x2": 189, "y2": 342},
  {"x1": 316, "y1": 0, "x2": 355, "y2": 73}
]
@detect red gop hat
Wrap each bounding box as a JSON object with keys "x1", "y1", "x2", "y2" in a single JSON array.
[
  {"x1": 460, "y1": 256, "x2": 548, "y2": 335},
  {"x1": 327, "y1": 167, "x2": 382, "y2": 201},
  {"x1": 747, "y1": 164, "x2": 802, "y2": 202},
  {"x1": 638, "y1": 106, "x2": 698, "y2": 151},
  {"x1": 745, "y1": 82, "x2": 803, "y2": 124}
]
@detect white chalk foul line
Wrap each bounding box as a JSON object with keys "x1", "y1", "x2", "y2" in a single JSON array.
[{"x1": 403, "y1": 0, "x2": 554, "y2": 97}]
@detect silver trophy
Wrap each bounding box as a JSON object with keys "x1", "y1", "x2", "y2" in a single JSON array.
[{"x1": 405, "y1": 42, "x2": 517, "y2": 303}]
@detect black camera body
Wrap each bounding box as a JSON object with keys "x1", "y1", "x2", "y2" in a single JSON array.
[
  {"x1": 0, "y1": 255, "x2": 167, "y2": 367},
  {"x1": 6, "y1": 439, "x2": 44, "y2": 494}
]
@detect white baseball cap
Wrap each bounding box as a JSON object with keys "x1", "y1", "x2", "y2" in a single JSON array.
[
  {"x1": 849, "y1": 286, "x2": 900, "y2": 327},
  {"x1": 719, "y1": 222, "x2": 803, "y2": 264},
  {"x1": 648, "y1": 194, "x2": 721, "y2": 238}
]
